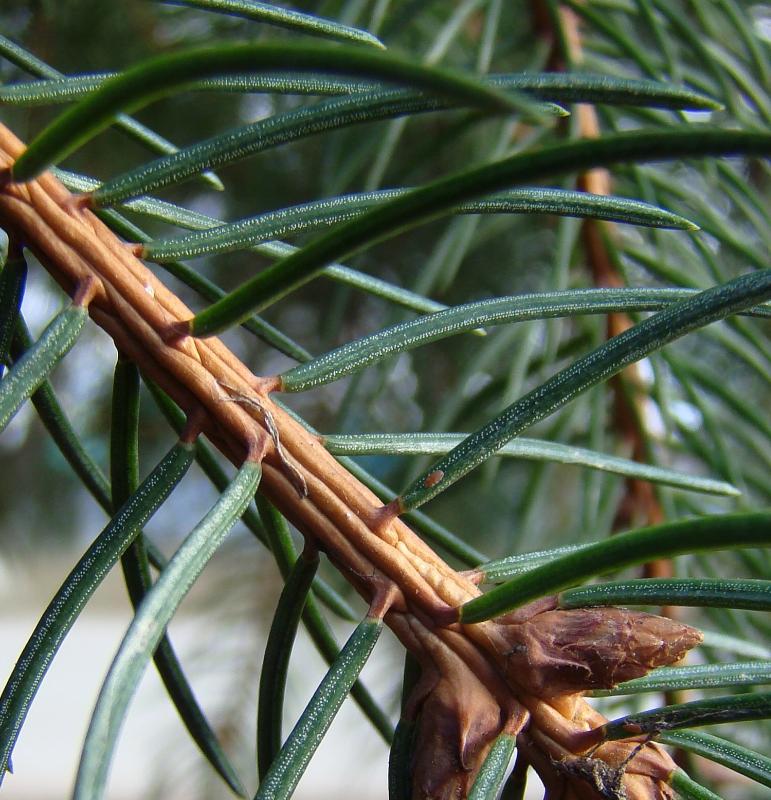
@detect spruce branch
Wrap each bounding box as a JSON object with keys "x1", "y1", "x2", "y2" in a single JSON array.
[{"x1": 0, "y1": 121, "x2": 715, "y2": 800}]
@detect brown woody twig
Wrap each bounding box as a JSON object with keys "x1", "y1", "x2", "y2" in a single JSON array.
[{"x1": 0, "y1": 122, "x2": 699, "y2": 799}]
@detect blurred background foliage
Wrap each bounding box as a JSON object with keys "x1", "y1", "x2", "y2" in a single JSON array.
[{"x1": 0, "y1": 1, "x2": 769, "y2": 798}]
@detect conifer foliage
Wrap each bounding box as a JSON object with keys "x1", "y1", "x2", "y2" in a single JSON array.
[{"x1": 1, "y1": 3, "x2": 769, "y2": 799}]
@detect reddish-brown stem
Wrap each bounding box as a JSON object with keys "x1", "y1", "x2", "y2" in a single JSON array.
[{"x1": 0, "y1": 120, "x2": 696, "y2": 799}]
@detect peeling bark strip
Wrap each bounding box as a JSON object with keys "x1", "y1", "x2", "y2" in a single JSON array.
[{"x1": 0, "y1": 123, "x2": 700, "y2": 799}]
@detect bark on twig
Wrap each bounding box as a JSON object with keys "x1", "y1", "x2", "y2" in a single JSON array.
[{"x1": 0, "y1": 123, "x2": 699, "y2": 799}]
